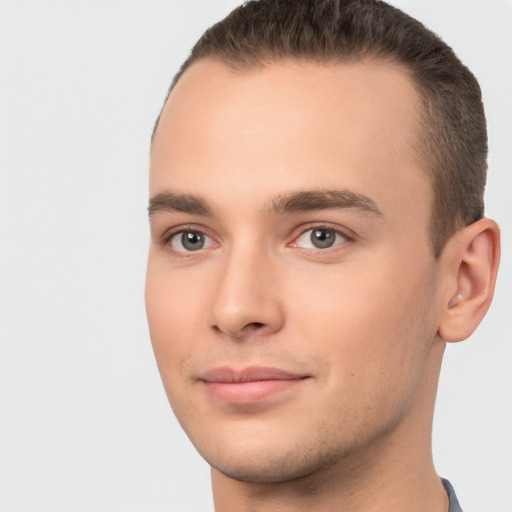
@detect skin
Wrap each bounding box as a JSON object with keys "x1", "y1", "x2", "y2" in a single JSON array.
[{"x1": 146, "y1": 59, "x2": 500, "y2": 511}]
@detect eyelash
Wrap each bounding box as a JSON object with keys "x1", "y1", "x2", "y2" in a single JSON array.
[
  {"x1": 290, "y1": 224, "x2": 353, "y2": 252},
  {"x1": 160, "y1": 223, "x2": 354, "y2": 256},
  {"x1": 161, "y1": 225, "x2": 216, "y2": 256}
]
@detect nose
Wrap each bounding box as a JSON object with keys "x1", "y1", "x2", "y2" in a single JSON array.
[{"x1": 208, "y1": 243, "x2": 285, "y2": 339}]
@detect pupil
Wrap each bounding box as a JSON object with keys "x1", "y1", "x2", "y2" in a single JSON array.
[
  {"x1": 182, "y1": 231, "x2": 204, "y2": 251},
  {"x1": 311, "y1": 229, "x2": 335, "y2": 249}
]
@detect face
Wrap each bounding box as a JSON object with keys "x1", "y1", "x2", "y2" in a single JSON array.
[{"x1": 146, "y1": 59, "x2": 443, "y2": 483}]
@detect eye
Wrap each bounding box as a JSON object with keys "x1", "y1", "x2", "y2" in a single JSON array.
[
  {"x1": 293, "y1": 227, "x2": 349, "y2": 250},
  {"x1": 168, "y1": 230, "x2": 214, "y2": 253}
]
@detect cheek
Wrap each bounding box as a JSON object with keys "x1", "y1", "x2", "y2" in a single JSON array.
[
  {"x1": 284, "y1": 255, "x2": 437, "y2": 392},
  {"x1": 145, "y1": 261, "x2": 202, "y2": 387},
  {"x1": 145, "y1": 273, "x2": 206, "y2": 433},
  {"x1": 145, "y1": 263, "x2": 220, "y2": 441}
]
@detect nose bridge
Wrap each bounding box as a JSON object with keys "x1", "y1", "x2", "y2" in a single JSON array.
[{"x1": 208, "y1": 234, "x2": 283, "y2": 338}]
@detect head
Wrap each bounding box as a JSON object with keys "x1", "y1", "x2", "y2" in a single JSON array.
[{"x1": 146, "y1": 0, "x2": 499, "y2": 489}]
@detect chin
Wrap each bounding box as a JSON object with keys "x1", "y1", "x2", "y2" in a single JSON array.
[
  {"x1": 207, "y1": 451, "x2": 330, "y2": 484},
  {"x1": 195, "y1": 428, "x2": 349, "y2": 484}
]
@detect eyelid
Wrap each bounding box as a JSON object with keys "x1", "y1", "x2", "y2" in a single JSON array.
[
  {"x1": 160, "y1": 225, "x2": 218, "y2": 254},
  {"x1": 288, "y1": 223, "x2": 355, "y2": 249}
]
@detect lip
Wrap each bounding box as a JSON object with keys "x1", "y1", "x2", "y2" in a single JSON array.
[{"x1": 199, "y1": 366, "x2": 310, "y2": 405}]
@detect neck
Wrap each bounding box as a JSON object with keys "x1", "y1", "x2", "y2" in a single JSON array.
[{"x1": 212, "y1": 339, "x2": 448, "y2": 512}]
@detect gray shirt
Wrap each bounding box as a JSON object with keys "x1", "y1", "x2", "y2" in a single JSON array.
[{"x1": 443, "y1": 479, "x2": 463, "y2": 512}]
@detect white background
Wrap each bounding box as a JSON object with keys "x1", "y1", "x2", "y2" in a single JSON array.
[{"x1": 0, "y1": 1, "x2": 510, "y2": 511}]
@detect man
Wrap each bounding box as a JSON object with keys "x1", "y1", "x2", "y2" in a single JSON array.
[{"x1": 145, "y1": 0, "x2": 500, "y2": 510}]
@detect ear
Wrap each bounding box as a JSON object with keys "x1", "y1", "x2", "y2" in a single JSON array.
[{"x1": 438, "y1": 218, "x2": 500, "y2": 343}]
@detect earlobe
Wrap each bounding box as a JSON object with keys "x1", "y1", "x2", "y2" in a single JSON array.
[{"x1": 438, "y1": 218, "x2": 500, "y2": 343}]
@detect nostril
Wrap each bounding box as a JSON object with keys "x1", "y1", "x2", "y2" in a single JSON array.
[
  {"x1": 211, "y1": 321, "x2": 267, "y2": 337},
  {"x1": 249, "y1": 322, "x2": 265, "y2": 329},
  {"x1": 238, "y1": 322, "x2": 267, "y2": 336}
]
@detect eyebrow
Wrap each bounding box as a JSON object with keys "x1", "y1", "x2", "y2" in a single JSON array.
[
  {"x1": 266, "y1": 189, "x2": 383, "y2": 217},
  {"x1": 148, "y1": 188, "x2": 383, "y2": 218},
  {"x1": 148, "y1": 191, "x2": 214, "y2": 217}
]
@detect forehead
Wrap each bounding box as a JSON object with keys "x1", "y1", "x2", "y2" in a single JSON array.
[
  {"x1": 150, "y1": 59, "x2": 430, "y2": 229},
  {"x1": 153, "y1": 58, "x2": 422, "y2": 151}
]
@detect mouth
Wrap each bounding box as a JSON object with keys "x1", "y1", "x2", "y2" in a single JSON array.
[{"x1": 198, "y1": 366, "x2": 310, "y2": 405}]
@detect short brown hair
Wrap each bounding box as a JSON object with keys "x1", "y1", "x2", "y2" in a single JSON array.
[{"x1": 153, "y1": 0, "x2": 487, "y2": 257}]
